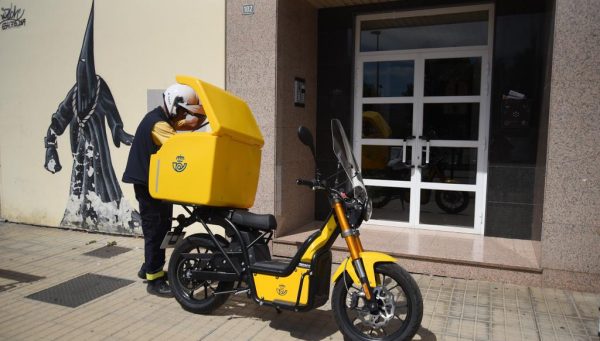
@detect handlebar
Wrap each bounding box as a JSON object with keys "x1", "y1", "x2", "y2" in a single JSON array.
[{"x1": 296, "y1": 178, "x2": 345, "y2": 198}]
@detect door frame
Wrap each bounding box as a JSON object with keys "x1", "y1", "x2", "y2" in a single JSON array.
[{"x1": 353, "y1": 4, "x2": 495, "y2": 234}]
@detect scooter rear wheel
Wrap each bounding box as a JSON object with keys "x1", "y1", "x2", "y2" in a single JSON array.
[
  {"x1": 332, "y1": 263, "x2": 423, "y2": 341},
  {"x1": 168, "y1": 235, "x2": 235, "y2": 314}
]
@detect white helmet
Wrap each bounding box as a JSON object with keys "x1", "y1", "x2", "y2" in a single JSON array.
[{"x1": 163, "y1": 83, "x2": 203, "y2": 117}]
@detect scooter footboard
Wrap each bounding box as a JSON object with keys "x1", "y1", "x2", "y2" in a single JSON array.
[
  {"x1": 332, "y1": 251, "x2": 396, "y2": 287},
  {"x1": 253, "y1": 249, "x2": 331, "y2": 309}
]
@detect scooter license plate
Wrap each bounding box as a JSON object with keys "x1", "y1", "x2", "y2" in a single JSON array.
[{"x1": 160, "y1": 231, "x2": 186, "y2": 249}]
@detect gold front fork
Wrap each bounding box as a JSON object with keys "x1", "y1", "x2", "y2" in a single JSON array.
[{"x1": 333, "y1": 200, "x2": 372, "y2": 300}]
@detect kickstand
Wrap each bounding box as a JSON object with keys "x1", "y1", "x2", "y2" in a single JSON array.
[{"x1": 275, "y1": 307, "x2": 282, "y2": 314}]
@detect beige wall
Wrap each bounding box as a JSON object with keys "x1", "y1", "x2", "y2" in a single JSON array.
[
  {"x1": 0, "y1": 0, "x2": 225, "y2": 228},
  {"x1": 541, "y1": 0, "x2": 600, "y2": 285}
]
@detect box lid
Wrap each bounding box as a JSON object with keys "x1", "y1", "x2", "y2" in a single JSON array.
[{"x1": 176, "y1": 75, "x2": 264, "y2": 147}]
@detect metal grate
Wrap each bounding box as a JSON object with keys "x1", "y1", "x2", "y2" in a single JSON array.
[
  {"x1": 83, "y1": 245, "x2": 131, "y2": 259},
  {"x1": 26, "y1": 273, "x2": 133, "y2": 307},
  {"x1": 0, "y1": 269, "x2": 45, "y2": 283},
  {"x1": 0, "y1": 269, "x2": 45, "y2": 293}
]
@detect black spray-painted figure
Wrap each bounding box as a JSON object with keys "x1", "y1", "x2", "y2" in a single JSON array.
[{"x1": 43, "y1": 2, "x2": 141, "y2": 233}]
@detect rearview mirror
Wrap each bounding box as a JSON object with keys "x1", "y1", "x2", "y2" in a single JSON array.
[{"x1": 297, "y1": 126, "x2": 316, "y2": 161}]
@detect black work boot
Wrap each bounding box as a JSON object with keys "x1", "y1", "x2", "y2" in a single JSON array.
[
  {"x1": 137, "y1": 264, "x2": 146, "y2": 280},
  {"x1": 147, "y1": 277, "x2": 173, "y2": 298}
]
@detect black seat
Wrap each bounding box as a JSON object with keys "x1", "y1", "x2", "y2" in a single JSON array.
[
  {"x1": 249, "y1": 259, "x2": 290, "y2": 273},
  {"x1": 231, "y1": 210, "x2": 277, "y2": 231}
]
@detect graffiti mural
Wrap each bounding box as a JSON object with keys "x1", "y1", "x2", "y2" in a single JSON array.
[
  {"x1": 43, "y1": 1, "x2": 141, "y2": 233},
  {"x1": 1, "y1": 3, "x2": 26, "y2": 31}
]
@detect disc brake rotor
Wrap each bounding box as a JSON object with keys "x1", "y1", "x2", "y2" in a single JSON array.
[
  {"x1": 180, "y1": 259, "x2": 197, "y2": 288},
  {"x1": 181, "y1": 257, "x2": 210, "y2": 288},
  {"x1": 356, "y1": 286, "x2": 396, "y2": 329}
]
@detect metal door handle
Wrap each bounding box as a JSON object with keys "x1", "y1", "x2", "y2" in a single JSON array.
[
  {"x1": 418, "y1": 135, "x2": 430, "y2": 167},
  {"x1": 400, "y1": 136, "x2": 416, "y2": 166}
]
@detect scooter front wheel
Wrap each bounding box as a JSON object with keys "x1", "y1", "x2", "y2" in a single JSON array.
[
  {"x1": 332, "y1": 263, "x2": 423, "y2": 341},
  {"x1": 168, "y1": 235, "x2": 235, "y2": 314}
]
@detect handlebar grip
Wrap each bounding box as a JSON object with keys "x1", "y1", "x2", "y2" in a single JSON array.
[{"x1": 296, "y1": 179, "x2": 314, "y2": 187}]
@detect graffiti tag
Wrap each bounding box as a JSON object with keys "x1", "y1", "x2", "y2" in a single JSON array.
[{"x1": 1, "y1": 4, "x2": 26, "y2": 31}]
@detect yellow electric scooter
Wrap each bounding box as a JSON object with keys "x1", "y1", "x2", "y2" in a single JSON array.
[{"x1": 152, "y1": 76, "x2": 423, "y2": 340}]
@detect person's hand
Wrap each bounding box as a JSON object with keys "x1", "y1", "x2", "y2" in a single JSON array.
[
  {"x1": 117, "y1": 128, "x2": 134, "y2": 146},
  {"x1": 44, "y1": 147, "x2": 62, "y2": 174},
  {"x1": 186, "y1": 114, "x2": 206, "y2": 130}
]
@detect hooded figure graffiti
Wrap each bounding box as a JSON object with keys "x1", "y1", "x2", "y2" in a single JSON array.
[{"x1": 43, "y1": 2, "x2": 141, "y2": 233}]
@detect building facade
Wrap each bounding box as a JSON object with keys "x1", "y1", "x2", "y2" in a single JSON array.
[
  {"x1": 227, "y1": 0, "x2": 599, "y2": 292},
  {"x1": 0, "y1": 0, "x2": 598, "y2": 292}
]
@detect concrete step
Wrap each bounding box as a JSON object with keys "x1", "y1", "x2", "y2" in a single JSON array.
[{"x1": 272, "y1": 222, "x2": 544, "y2": 287}]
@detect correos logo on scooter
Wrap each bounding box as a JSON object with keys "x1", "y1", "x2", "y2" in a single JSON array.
[
  {"x1": 276, "y1": 284, "x2": 287, "y2": 296},
  {"x1": 172, "y1": 155, "x2": 188, "y2": 172}
]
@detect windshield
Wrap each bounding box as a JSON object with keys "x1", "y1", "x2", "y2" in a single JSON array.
[{"x1": 331, "y1": 119, "x2": 369, "y2": 205}]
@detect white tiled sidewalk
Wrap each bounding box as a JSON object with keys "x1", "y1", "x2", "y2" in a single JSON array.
[{"x1": 0, "y1": 222, "x2": 598, "y2": 341}]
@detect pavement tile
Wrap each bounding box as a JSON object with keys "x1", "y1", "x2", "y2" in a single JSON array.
[
  {"x1": 446, "y1": 317, "x2": 461, "y2": 336},
  {"x1": 429, "y1": 316, "x2": 447, "y2": 333},
  {"x1": 32, "y1": 323, "x2": 81, "y2": 341},
  {"x1": 462, "y1": 304, "x2": 477, "y2": 320},
  {"x1": 449, "y1": 307, "x2": 463, "y2": 318},
  {"x1": 474, "y1": 321, "x2": 490, "y2": 341},
  {"x1": 522, "y1": 330, "x2": 542, "y2": 340},
  {"x1": 539, "y1": 332, "x2": 557, "y2": 341},
  {"x1": 491, "y1": 332, "x2": 507, "y2": 341},
  {"x1": 476, "y1": 305, "x2": 491, "y2": 321},
  {"x1": 504, "y1": 331, "x2": 524, "y2": 341},
  {"x1": 459, "y1": 319, "x2": 476, "y2": 337},
  {"x1": 436, "y1": 300, "x2": 450, "y2": 315},
  {"x1": 491, "y1": 308, "x2": 505, "y2": 322},
  {"x1": 581, "y1": 319, "x2": 598, "y2": 337}
]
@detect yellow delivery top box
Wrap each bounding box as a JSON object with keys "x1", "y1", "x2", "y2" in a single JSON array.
[{"x1": 148, "y1": 76, "x2": 264, "y2": 208}]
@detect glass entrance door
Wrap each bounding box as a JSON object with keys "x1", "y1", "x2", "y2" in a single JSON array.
[{"x1": 354, "y1": 5, "x2": 493, "y2": 233}]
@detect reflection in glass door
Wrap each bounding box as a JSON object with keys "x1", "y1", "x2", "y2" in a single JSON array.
[{"x1": 354, "y1": 5, "x2": 493, "y2": 234}]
